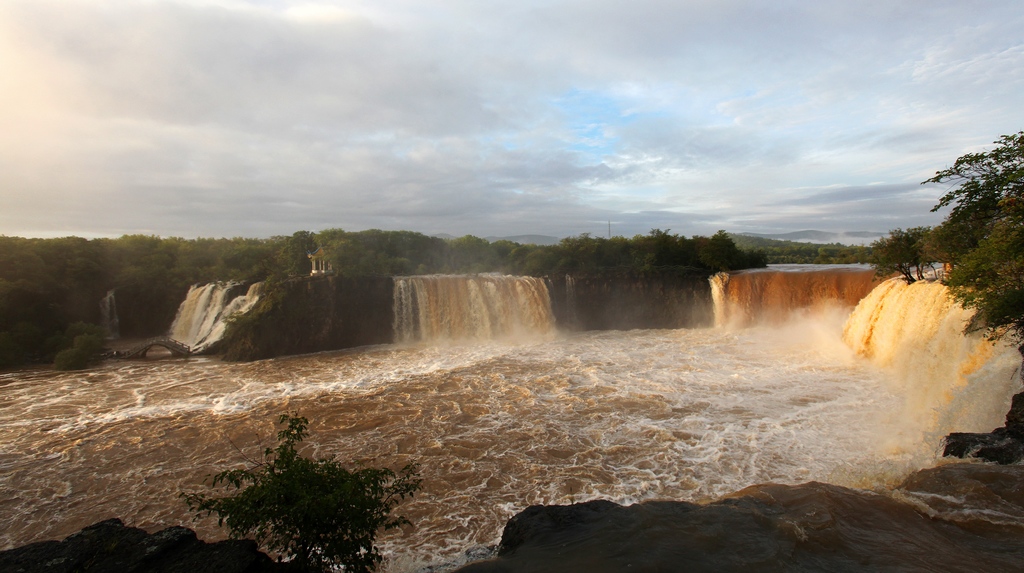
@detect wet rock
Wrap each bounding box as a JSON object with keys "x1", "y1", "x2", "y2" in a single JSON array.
[
  {"x1": 944, "y1": 431, "x2": 1024, "y2": 464},
  {"x1": 546, "y1": 273, "x2": 715, "y2": 331},
  {"x1": 454, "y1": 468, "x2": 1024, "y2": 573},
  {"x1": 944, "y1": 390, "x2": 1024, "y2": 464},
  {"x1": 497, "y1": 499, "x2": 622, "y2": 555},
  {"x1": 221, "y1": 275, "x2": 394, "y2": 361},
  {"x1": 0, "y1": 519, "x2": 292, "y2": 573},
  {"x1": 1003, "y1": 391, "x2": 1024, "y2": 439}
]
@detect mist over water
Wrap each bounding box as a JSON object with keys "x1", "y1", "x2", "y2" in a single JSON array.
[
  {"x1": 711, "y1": 265, "x2": 878, "y2": 327},
  {"x1": 1, "y1": 272, "x2": 1020, "y2": 571}
]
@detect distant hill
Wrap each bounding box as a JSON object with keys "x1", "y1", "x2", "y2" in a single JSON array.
[
  {"x1": 485, "y1": 234, "x2": 561, "y2": 246},
  {"x1": 431, "y1": 233, "x2": 561, "y2": 246},
  {"x1": 740, "y1": 230, "x2": 883, "y2": 245}
]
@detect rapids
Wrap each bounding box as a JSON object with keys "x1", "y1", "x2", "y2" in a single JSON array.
[{"x1": 1, "y1": 271, "x2": 1021, "y2": 571}]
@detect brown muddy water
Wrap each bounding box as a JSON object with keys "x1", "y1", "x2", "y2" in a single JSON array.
[{"x1": 1, "y1": 277, "x2": 1022, "y2": 571}]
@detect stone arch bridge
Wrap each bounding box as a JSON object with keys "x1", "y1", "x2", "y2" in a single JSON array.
[{"x1": 110, "y1": 337, "x2": 191, "y2": 359}]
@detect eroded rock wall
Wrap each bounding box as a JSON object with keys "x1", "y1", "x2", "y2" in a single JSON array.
[
  {"x1": 547, "y1": 273, "x2": 714, "y2": 331},
  {"x1": 221, "y1": 276, "x2": 394, "y2": 361}
]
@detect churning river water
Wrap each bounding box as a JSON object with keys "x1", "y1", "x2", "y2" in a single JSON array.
[{"x1": 1, "y1": 275, "x2": 1022, "y2": 571}]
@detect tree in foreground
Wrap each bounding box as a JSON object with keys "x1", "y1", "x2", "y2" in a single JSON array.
[
  {"x1": 183, "y1": 414, "x2": 421, "y2": 572},
  {"x1": 925, "y1": 131, "x2": 1024, "y2": 343}
]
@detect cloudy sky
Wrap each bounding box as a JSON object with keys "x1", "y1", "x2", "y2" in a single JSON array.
[{"x1": 1, "y1": 0, "x2": 1022, "y2": 241}]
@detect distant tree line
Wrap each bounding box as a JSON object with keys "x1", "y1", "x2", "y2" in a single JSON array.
[
  {"x1": 728, "y1": 234, "x2": 873, "y2": 264},
  {"x1": 305, "y1": 228, "x2": 766, "y2": 277},
  {"x1": 0, "y1": 228, "x2": 763, "y2": 370}
]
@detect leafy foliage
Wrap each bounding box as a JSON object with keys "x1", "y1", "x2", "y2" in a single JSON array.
[
  {"x1": 1, "y1": 227, "x2": 767, "y2": 368},
  {"x1": 498, "y1": 229, "x2": 765, "y2": 275},
  {"x1": 729, "y1": 234, "x2": 872, "y2": 264},
  {"x1": 697, "y1": 230, "x2": 761, "y2": 272},
  {"x1": 925, "y1": 131, "x2": 1024, "y2": 342},
  {"x1": 870, "y1": 227, "x2": 933, "y2": 283},
  {"x1": 52, "y1": 322, "x2": 108, "y2": 371},
  {"x1": 183, "y1": 414, "x2": 421, "y2": 573}
]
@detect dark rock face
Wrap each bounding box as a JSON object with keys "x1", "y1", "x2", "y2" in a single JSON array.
[
  {"x1": 944, "y1": 430, "x2": 1024, "y2": 464},
  {"x1": 1003, "y1": 391, "x2": 1024, "y2": 439},
  {"x1": 220, "y1": 273, "x2": 717, "y2": 361},
  {"x1": 455, "y1": 465, "x2": 1024, "y2": 573},
  {"x1": 0, "y1": 519, "x2": 293, "y2": 573},
  {"x1": 222, "y1": 276, "x2": 394, "y2": 361},
  {"x1": 497, "y1": 500, "x2": 622, "y2": 556},
  {"x1": 547, "y1": 273, "x2": 714, "y2": 331},
  {"x1": 944, "y1": 390, "x2": 1024, "y2": 464}
]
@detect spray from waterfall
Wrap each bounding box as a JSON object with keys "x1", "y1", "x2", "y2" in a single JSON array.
[
  {"x1": 842, "y1": 278, "x2": 1021, "y2": 445},
  {"x1": 710, "y1": 266, "x2": 878, "y2": 327},
  {"x1": 708, "y1": 268, "x2": 1020, "y2": 463},
  {"x1": 393, "y1": 275, "x2": 555, "y2": 343},
  {"x1": 170, "y1": 282, "x2": 262, "y2": 352}
]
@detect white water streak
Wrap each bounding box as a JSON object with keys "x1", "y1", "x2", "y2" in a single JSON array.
[
  {"x1": 169, "y1": 282, "x2": 262, "y2": 352},
  {"x1": 843, "y1": 278, "x2": 1022, "y2": 450},
  {"x1": 2, "y1": 271, "x2": 1021, "y2": 571},
  {"x1": 393, "y1": 275, "x2": 555, "y2": 343}
]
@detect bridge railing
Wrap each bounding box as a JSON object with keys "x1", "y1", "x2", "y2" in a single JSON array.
[{"x1": 112, "y1": 337, "x2": 191, "y2": 359}]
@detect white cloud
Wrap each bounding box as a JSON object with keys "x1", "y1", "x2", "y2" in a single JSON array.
[{"x1": 0, "y1": 0, "x2": 1021, "y2": 239}]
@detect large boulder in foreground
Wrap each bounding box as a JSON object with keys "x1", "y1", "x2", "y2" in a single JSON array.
[
  {"x1": 456, "y1": 463, "x2": 1024, "y2": 573},
  {"x1": 0, "y1": 519, "x2": 293, "y2": 573}
]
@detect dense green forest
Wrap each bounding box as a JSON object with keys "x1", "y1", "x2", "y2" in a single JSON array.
[{"x1": 0, "y1": 228, "x2": 764, "y2": 369}]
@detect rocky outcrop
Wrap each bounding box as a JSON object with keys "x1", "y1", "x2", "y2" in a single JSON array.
[
  {"x1": 218, "y1": 273, "x2": 718, "y2": 361},
  {"x1": 0, "y1": 519, "x2": 293, "y2": 573},
  {"x1": 944, "y1": 390, "x2": 1024, "y2": 464},
  {"x1": 221, "y1": 276, "x2": 394, "y2": 361},
  {"x1": 455, "y1": 464, "x2": 1024, "y2": 573},
  {"x1": 547, "y1": 272, "x2": 713, "y2": 331}
]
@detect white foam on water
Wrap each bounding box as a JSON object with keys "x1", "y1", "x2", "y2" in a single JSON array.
[{"x1": 1, "y1": 275, "x2": 1020, "y2": 572}]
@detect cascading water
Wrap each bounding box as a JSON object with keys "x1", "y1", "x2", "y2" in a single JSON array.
[
  {"x1": 843, "y1": 277, "x2": 1022, "y2": 445},
  {"x1": 393, "y1": 275, "x2": 555, "y2": 343},
  {"x1": 99, "y1": 289, "x2": 119, "y2": 339},
  {"x1": 169, "y1": 282, "x2": 262, "y2": 352},
  {"x1": 711, "y1": 265, "x2": 878, "y2": 327},
  {"x1": 4, "y1": 269, "x2": 1024, "y2": 571},
  {"x1": 563, "y1": 274, "x2": 579, "y2": 329}
]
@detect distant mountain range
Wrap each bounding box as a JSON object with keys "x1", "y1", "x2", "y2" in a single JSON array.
[
  {"x1": 738, "y1": 230, "x2": 884, "y2": 245},
  {"x1": 485, "y1": 234, "x2": 561, "y2": 245},
  {"x1": 432, "y1": 233, "x2": 561, "y2": 246}
]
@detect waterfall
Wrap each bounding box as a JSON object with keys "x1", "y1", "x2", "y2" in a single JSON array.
[
  {"x1": 169, "y1": 282, "x2": 262, "y2": 353},
  {"x1": 710, "y1": 266, "x2": 878, "y2": 327},
  {"x1": 564, "y1": 274, "x2": 579, "y2": 329},
  {"x1": 99, "y1": 289, "x2": 119, "y2": 339},
  {"x1": 393, "y1": 275, "x2": 555, "y2": 343},
  {"x1": 843, "y1": 278, "x2": 1021, "y2": 441}
]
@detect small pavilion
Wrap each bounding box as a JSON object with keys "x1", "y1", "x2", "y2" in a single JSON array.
[{"x1": 307, "y1": 246, "x2": 333, "y2": 276}]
